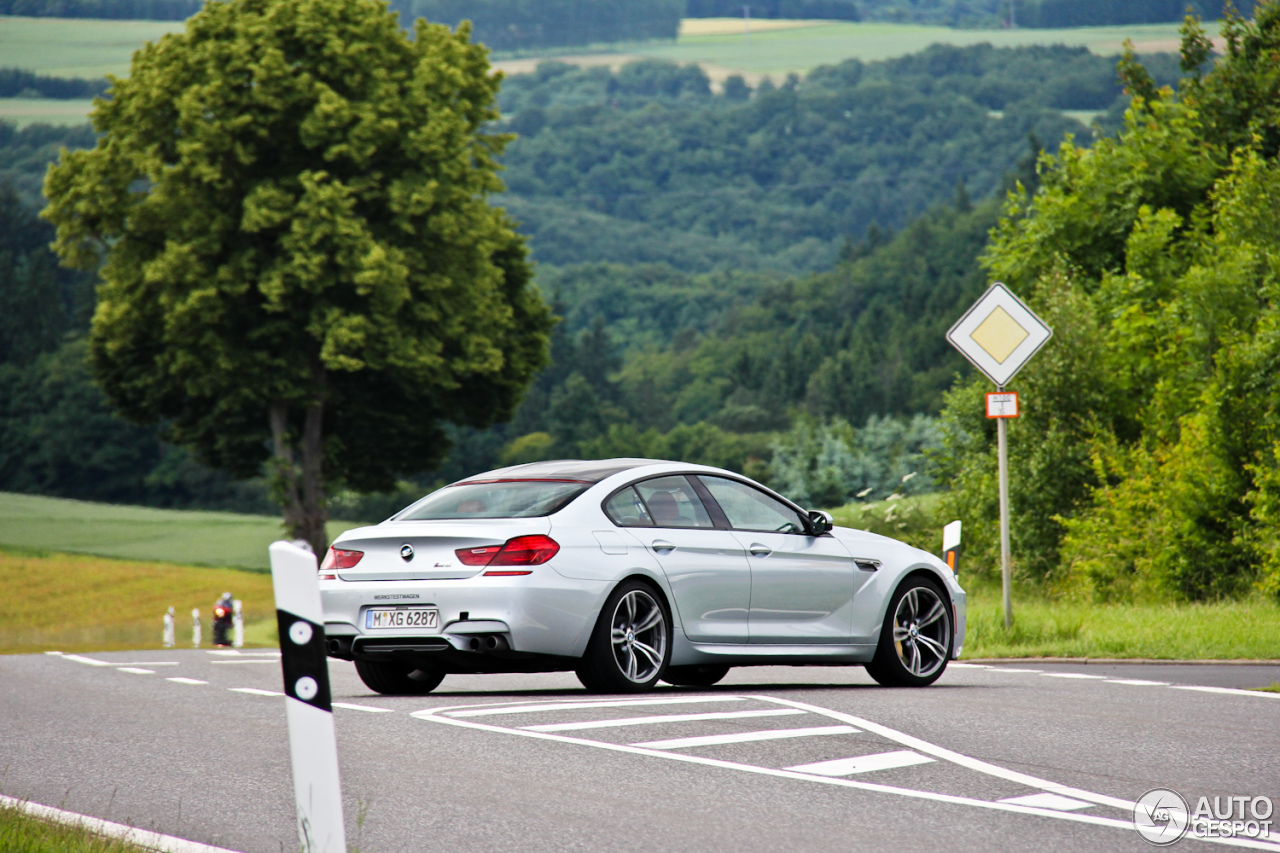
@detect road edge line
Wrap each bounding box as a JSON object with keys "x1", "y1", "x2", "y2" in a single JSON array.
[{"x1": 0, "y1": 794, "x2": 243, "y2": 853}]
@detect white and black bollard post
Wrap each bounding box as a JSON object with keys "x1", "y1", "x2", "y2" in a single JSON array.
[
  {"x1": 191, "y1": 608, "x2": 201, "y2": 648},
  {"x1": 232, "y1": 599, "x2": 244, "y2": 648},
  {"x1": 269, "y1": 540, "x2": 347, "y2": 853},
  {"x1": 163, "y1": 607, "x2": 175, "y2": 648}
]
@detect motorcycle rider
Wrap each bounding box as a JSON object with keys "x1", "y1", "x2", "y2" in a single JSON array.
[{"x1": 212, "y1": 592, "x2": 235, "y2": 647}]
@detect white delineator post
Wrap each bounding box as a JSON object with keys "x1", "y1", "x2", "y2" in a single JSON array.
[
  {"x1": 269, "y1": 540, "x2": 347, "y2": 853},
  {"x1": 163, "y1": 607, "x2": 175, "y2": 648},
  {"x1": 191, "y1": 608, "x2": 202, "y2": 648},
  {"x1": 232, "y1": 598, "x2": 244, "y2": 648}
]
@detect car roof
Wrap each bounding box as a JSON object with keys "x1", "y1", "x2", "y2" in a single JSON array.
[{"x1": 457, "y1": 458, "x2": 670, "y2": 484}]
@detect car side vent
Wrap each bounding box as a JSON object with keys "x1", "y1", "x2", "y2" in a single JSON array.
[{"x1": 854, "y1": 559, "x2": 881, "y2": 572}]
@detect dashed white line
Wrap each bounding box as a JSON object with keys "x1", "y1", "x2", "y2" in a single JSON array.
[
  {"x1": 787, "y1": 750, "x2": 935, "y2": 776},
  {"x1": 228, "y1": 687, "x2": 283, "y2": 697},
  {"x1": 166, "y1": 677, "x2": 208, "y2": 685},
  {"x1": 444, "y1": 695, "x2": 745, "y2": 718},
  {"x1": 333, "y1": 702, "x2": 394, "y2": 713},
  {"x1": 634, "y1": 725, "x2": 858, "y2": 750},
  {"x1": 524, "y1": 708, "x2": 805, "y2": 732},
  {"x1": 1105, "y1": 679, "x2": 1169, "y2": 686},
  {"x1": 116, "y1": 667, "x2": 155, "y2": 675},
  {"x1": 1170, "y1": 684, "x2": 1280, "y2": 699},
  {"x1": 59, "y1": 654, "x2": 113, "y2": 667}
]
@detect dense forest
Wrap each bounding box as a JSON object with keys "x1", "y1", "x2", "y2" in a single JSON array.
[{"x1": 0, "y1": 41, "x2": 1183, "y2": 519}]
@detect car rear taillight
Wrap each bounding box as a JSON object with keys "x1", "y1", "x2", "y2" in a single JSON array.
[
  {"x1": 454, "y1": 535, "x2": 559, "y2": 575},
  {"x1": 456, "y1": 545, "x2": 502, "y2": 566},
  {"x1": 320, "y1": 547, "x2": 364, "y2": 571}
]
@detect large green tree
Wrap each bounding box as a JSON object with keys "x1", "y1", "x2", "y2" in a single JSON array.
[{"x1": 42, "y1": 0, "x2": 552, "y2": 555}]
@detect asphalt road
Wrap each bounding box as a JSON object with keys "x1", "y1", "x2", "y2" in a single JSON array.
[{"x1": 2, "y1": 650, "x2": 1278, "y2": 853}]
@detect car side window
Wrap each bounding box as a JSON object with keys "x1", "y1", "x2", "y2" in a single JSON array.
[
  {"x1": 698, "y1": 475, "x2": 808, "y2": 534},
  {"x1": 603, "y1": 486, "x2": 654, "y2": 527},
  {"x1": 634, "y1": 476, "x2": 714, "y2": 529}
]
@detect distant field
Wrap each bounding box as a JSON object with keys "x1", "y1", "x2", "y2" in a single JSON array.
[
  {"x1": 0, "y1": 550, "x2": 277, "y2": 654},
  {"x1": 0, "y1": 16, "x2": 182, "y2": 79},
  {"x1": 0, "y1": 492, "x2": 363, "y2": 570},
  {"x1": 0, "y1": 97, "x2": 97, "y2": 128}
]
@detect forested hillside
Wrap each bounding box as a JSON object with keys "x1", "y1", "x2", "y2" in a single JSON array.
[{"x1": 0, "y1": 40, "x2": 1182, "y2": 516}]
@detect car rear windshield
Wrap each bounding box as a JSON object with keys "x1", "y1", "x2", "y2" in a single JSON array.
[{"x1": 396, "y1": 480, "x2": 589, "y2": 520}]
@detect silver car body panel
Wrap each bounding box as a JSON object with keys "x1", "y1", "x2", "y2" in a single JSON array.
[{"x1": 318, "y1": 460, "x2": 967, "y2": 669}]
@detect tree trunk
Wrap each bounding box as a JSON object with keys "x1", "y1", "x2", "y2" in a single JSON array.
[{"x1": 269, "y1": 380, "x2": 329, "y2": 560}]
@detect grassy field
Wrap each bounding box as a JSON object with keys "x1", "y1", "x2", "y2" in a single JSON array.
[
  {"x1": 0, "y1": 492, "x2": 361, "y2": 570},
  {"x1": 0, "y1": 97, "x2": 97, "y2": 128},
  {"x1": 0, "y1": 549, "x2": 277, "y2": 654},
  {"x1": 0, "y1": 16, "x2": 182, "y2": 79}
]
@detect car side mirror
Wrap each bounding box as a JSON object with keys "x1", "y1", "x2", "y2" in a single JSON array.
[{"x1": 807, "y1": 510, "x2": 833, "y2": 535}]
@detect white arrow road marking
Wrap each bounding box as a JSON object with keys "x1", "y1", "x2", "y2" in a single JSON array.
[
  {"x1": 635, "y1": 725, "x2": 858, "y2": 750},
  {"x1": 412, "y1": 695, "x2": 1280, "y2": 851}
]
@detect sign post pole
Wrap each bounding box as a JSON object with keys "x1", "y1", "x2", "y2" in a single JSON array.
[
  {"x1": 996, "y1": 402, "x2": 1012, "y2": 629},
  {"x1": 946, "y1": 283, "x2": 1052, "y2": 631}
]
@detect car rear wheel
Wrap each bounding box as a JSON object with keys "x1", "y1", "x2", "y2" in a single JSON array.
[
  {"x1": 577, "y1": 581, "x2": 671, "y2": 693},
  {"x1": 865, "y1": 576, "x2": 952, "y2": 687},
  {"x1": 661, "y1": 664, "x2": 730, "y2": 688},
  {"x1": 354, "y1": 659, "x2": 445, "y2": 695}
]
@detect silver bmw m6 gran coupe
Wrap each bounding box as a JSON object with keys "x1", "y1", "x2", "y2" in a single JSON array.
[{"x1": 319, "y1": 458, "x2": 966, "y2": 695}]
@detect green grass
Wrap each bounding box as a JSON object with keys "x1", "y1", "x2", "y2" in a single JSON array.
[
  {"x1": 961, "y1": 575, "x2": 1280, "y2": 659},
  {"x1": 1255, "y1": 683, "x2": 1280, "y2": 693},
  {"x1": 0, "y1": 492, "x2": 362, "y2": 571},
  {"x1": 1, "y1": 799, "x2": 149, "y2": 853}
]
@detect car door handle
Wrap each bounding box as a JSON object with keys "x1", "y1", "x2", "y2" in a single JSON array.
[
  {"x1": 651, "y1": 540, "x2": 676, "y2": 554},
  {"x1": 748, "y1": 544, "x2": 772, "y2": 557}
]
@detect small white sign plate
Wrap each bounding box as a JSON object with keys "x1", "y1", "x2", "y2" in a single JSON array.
[
  {"x1": 986, "y1": 392, "x2": 1019, "y2": 418},
  {"x1": 946, "y1": 283, "x2": 1052, "y2": 387}
]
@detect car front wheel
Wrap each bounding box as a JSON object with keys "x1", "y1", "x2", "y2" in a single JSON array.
[
  {"x1": 865, "y1": 576, "x2": 952, "y2": 687},
  {"x1": 577, "y1": 581, "x2": 671, "y2": 693}
]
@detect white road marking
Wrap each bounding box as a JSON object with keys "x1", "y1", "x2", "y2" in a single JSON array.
[
  {"x1": 210, "y1": 659, "x2": 278, "y2": 665},
  {"x1": 1105, "y1": 679, "x2": 1169, "y2": 686},
  {"x1": 333, "y1": 702, "x2": 394, "y2": 713},
  {"x1": 413, "y1": 700, "x2": 1280, "y2": 851},
  {"x1": 634, "y1": 725, "x2": 858, "y2": 750},
  {"x1": 755, "y1": 695, "x2": 1135, "y2": 811},
  {"x1": 948, "y1": 663, "x2": 989, "y2": 668},
  {"x1": 60, "y1": 654, "x2": 113, "y2": 666},
  {"x1": 524, "y1": 708, "x2": 805, "y2": 732},
  {"x1": 228, "y1": 687, "x2": 283, "y2": 696},
  {"x1": 115, "y1": 661, "x2": 179, "y2": 666},
  {"x1": 166, "y1": 677, "x2": 208, "y2": 685},
  {"x1": 445, "y1": 695, "x2": 745, "y2": 718},
  {"x1": 0, "y1": 794, "x2": 241, "y2": 853},
  {"x1": 116, "y1": 667, "x2": 154, "y2": 675},
  {"x1": 1041, "y1": 673, "x2": 1107, "y2": 679},
  {"x1": 989, "y1": 668, "x2": 1043, "y2": 673},
  {"x1": 1171, "y1": 685, "x2": 1280, "y2": 699},
  {"x1": 1000, "y1": 793, "x2": 1094, "y2": 811},
  {"x1": 787, "y1": 750, "x2": 935, "y2": 776}
]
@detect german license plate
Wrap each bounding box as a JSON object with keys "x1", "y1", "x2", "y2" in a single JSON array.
[{"x1": 365, "y1": 607, "x2": 439, "y2": 630}]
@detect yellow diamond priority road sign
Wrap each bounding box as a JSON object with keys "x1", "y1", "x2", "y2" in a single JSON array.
[{"x1": 947, "y1": 283, "x2": 1051, "y2": 387}]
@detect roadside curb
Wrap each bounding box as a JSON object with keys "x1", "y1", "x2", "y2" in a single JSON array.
[
  {"x1": 961, "y1": 657, "x2": 1280, "y2": 666},
  {"x1": 0, "y1": 794, "x2": 241, "y2": 853}
]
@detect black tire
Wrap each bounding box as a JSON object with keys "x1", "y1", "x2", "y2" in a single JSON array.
[
  {"x1": 661, "y1": 664, "x2": 730, "y2": 688},
  {"x1": 354, "y1": 659, "x2": 445, "y2": 695},
  {"x1": 865, "y1": 576, "x2": 952, "y2": 688},
  {"x1": 576, "y1": 580, "x2": 672, "y2": 694}
]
